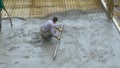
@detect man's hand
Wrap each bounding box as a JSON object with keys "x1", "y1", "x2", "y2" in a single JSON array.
[
  {"x1": 56, "y1": 36, "x2": 61, "y2": 40},
  {"x1": 59, "y1": 27, "x2": 63, "y2": 32},
  {"x1": 55, "y1": 27, "x2": 63, "y2": 32}
]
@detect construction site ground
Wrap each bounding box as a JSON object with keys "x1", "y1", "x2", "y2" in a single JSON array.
[{"x1": 0, "y1": 10, "x2": 120, "y2": 68}]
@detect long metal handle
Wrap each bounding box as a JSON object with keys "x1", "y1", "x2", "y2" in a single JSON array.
[
  {"x1": 53, "y1": 23, "x2": 64, "y2": 60},
  {"x1": 53, "y1": 39, "x2": 60, "y2": 60}
]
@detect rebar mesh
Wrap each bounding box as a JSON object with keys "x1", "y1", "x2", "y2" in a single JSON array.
[{"x1": 3, "y1": 0, "x2": 101, "y2": 18}]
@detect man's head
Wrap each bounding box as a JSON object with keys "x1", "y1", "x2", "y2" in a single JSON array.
[{"x1": 52, "y1": 17, "x2": 58, "y2": 23}]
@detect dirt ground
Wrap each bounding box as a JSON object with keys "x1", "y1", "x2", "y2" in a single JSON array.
[{"x1": 0, "y1": 10, "x2": 120, "y2": 68}]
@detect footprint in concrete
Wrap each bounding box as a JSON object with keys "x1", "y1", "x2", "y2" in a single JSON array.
[
  {"x1": 8, "y1": 46, "x2": 19, "y2": 52},
  {"x1": 0, "y1": 62, "x2": 5, "y2": 64},
  {"x1": 15, "y1": 61, "x2": 19, "y2": 64},
  {"x1": 22, "y1": 56, "x2": 30, "y2": 59}
]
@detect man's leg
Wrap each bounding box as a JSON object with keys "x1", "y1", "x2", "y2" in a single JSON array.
[
  {"x1": 47, "y1": 34, "x2": 52, "y2": 40},
  {"x1": 41, "y1": 31, "x2": 51, "y2": 41}
]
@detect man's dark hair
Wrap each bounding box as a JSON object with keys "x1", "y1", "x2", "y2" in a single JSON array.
[{"x1": 52, "y1": 17, "x2": 58, "y2": 21}]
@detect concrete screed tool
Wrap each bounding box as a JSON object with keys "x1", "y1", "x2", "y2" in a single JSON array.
[{"x1": 53, "y1": 23, "x2": 64, "y2": 60}]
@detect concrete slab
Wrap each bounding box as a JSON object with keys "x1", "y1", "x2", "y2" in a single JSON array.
[{"x1": 0, "y1": 10, "x2": 120, "y2": 68}]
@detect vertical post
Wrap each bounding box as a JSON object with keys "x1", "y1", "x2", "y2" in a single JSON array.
[
  {"x1": 118, "y1": 0, "x2": 120, "y2": 9},
  {"x1": 0, "y1": 0, "x2": 5, "y2": 31},
  {"x1": 116, "y1": 0, "x2": 119, "y2": 7},
  {"x1": 107, "y1": 0, "x2": 114, "y2": 20},
  {"x1": 110, "y1": 0, "x2": 114, "y2": 18},
  {"x1": 0, "y1": 12, "x2": 2, "y2": 31}
]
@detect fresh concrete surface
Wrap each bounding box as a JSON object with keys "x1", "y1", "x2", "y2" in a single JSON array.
[{"x1": 0, "y1": 10, "x2": 120, "y2": 68}]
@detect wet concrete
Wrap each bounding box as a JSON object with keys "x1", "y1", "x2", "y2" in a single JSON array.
[{"x1": 0, "y1": 10, "x2": 120, "y2": 68}]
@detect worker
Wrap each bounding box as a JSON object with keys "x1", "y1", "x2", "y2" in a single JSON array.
[
  {"x1": 40, "y1": 17, "x2": 63, "y2": 41},
  {"x1": 0, "y1": 0, "x2": 5, "y2": 31}
]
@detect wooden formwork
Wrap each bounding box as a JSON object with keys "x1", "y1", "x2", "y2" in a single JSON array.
[{"x1": 2, "y1": 0, "x2": 101, "y2": 18}]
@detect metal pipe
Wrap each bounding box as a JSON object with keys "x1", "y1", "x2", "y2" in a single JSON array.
[
  {"x1": 4, "y1": 8, "x2": 13, "y2": 27},
  {"x1": 53, "y1": 23, "x2": 64, "y2": 60},
  {"x1": 112, "y1": 17, "x2": 120, "y2": 32},
  {"x1": 99, "y1": 0, "x2": 120, "y2": 32}
]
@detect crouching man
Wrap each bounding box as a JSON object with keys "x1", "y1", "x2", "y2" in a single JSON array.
[{"x1": 40, "y1": 17, "x2": 62, "y2": 41}]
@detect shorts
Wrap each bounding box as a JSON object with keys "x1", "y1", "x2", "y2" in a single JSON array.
[{"x1": 40, "y1": 27, "x2": 52, "y2": 40}]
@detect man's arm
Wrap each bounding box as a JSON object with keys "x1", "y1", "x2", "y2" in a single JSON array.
[
  {"x1": 54, "y1": 24, "x2": 63, "y2": 32},
  {"x1": 50, "y1": 24, "x2": 61, "y2": 40}
]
